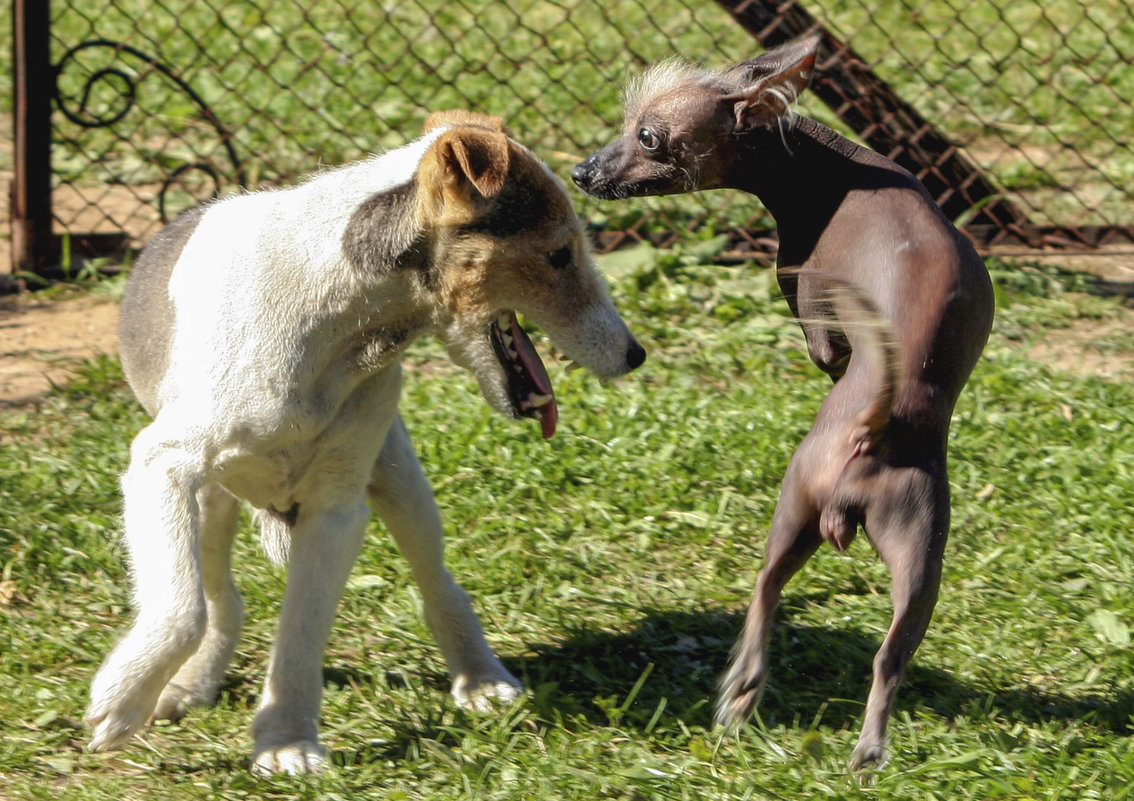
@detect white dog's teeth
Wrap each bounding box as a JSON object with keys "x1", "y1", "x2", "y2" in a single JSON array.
[
  {"x1": 502, "y1": 333, "x2": 514, "y2": 349},
  {"x1": 528, "y1": 393, "x2": 553, "y2": 408},
  {"x1": 498, "y1": 313, "x2": 512, "y2": 329}
]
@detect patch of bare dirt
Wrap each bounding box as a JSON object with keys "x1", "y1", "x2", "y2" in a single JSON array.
[
  {"x1": 1024, "y1": 315, "x2": 1134, "y2": 378},
  {"x1": 0, "y1": 274, "x2": 1131, "y2": 411},
  {"x1": 0, "y1": 291, "x2": 119, "y2": 407},
  {"x1": 993, "y1": 250, "x2": 1134, "y2": 377}
]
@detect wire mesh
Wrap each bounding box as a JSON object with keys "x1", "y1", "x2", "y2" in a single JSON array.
[{"x1": 37, "y1": 0, "x2": 1134, "y2": 255}]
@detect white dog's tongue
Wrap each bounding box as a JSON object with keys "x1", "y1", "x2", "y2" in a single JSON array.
[{"x1": 509, "y1": 314, "x2": 558, "y2": 439}]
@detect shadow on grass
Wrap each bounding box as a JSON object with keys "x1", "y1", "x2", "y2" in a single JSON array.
[
  {"x1": 325, "y1": 606, "x2": 1130, "y2": 765},
  {"x1": 513, "y1": 607, "x2": 912, "y2": 733},
  {"x1": 510, "y1": 607, "x2": 1133, "y2": 736}
]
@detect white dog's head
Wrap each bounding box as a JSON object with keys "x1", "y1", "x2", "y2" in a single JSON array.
[{"x1": 395, "y1": 112, "x2": 646, "y2": 438}]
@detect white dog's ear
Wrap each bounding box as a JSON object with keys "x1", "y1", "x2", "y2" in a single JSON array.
[
  {"x1": 420, "y1": 127, "x2": 511, "y2": 225},
  {"x1": 726, "y1": 35, "x2": 818, "y2": 133},
  {"x1": 439, "y1": 127, "x2": 510, "y2": 198},
  {"x1": 423, "y1": 109, "x2": 506, "y2": 134}
]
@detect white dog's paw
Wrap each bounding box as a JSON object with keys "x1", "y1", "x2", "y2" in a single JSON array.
[
  {"x1": 86, "y1": 667, "x2": 163, "y2": 751},
  {"x1": 251, "y1": 741, "x2": 326, "y2": 776},
  {"x1": 152, "y1": 681, "x2": 212, "y2": 722},
  {"x1": 86, "y1": 697, "x2": 153, "y2": 751},
  {"x1": 451, "y1": 669, "x2": 524, "y2": 712}
]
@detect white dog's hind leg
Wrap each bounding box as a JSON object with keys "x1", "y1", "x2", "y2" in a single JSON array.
[
  {"x1": 251, "y1": 500, "x2": 369, "y2": 776},
  {"x1": 87, "y1": 434, "x2": 207, "y2": 750},
  {"x1": 368, "y1": 416, "x2": 523, "y2": 711},
  {"x1": 154, "y1": 482, "x2": 244, "y2": 721}
]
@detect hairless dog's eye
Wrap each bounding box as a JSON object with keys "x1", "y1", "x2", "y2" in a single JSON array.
[
  {"x1": 548, "y1": 247, "x2": 572, "y2": 270},
  {"x1": 638, "y1": 128, "x2": 661, "y2": 151}
]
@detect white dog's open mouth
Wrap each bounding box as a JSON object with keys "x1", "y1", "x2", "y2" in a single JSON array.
[{"x1": 490, "y1": 312, "x2": 558, "y2": 439}]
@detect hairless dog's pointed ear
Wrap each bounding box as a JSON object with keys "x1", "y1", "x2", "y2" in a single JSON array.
[
  {"x1": 725, "y1": 34, "x2": 821, "y2": 84},
  {"x1": 727, "y1": 35, "x2": 819, "y2": 133}
]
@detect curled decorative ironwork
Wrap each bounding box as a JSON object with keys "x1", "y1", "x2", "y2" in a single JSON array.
[
  {"x1": 53, "y1": 39, "x2": 245, "y2": 222},
  {"x1": 158, "y1": 162, "x2": 223, "y2": 223},
  {"x1": 62, "y1": 65, "x2": 136, "y2": 127}
]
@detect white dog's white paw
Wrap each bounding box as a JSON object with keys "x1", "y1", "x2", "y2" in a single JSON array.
[
  {"x1": 251, "y1": 741, "x2": 326, "y2": 776},
  {"x1": 86, "y1": 617, "x2": 206, "y2": 750},
  {"x1": 86, "y1": 666, "x2": 163, "y2": 751},
  {"x1": 152, "y1": 682, "x2": 209, "y2": 722},
  {"x1": 451, "y1": 670, "x2": 524, "y2": 712},
  {"x1": 86, "y1": 698, "x2": 153, "y2": 752}
]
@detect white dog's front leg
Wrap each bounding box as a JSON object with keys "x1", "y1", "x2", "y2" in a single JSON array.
[
  {"x1": 251, "y1": 500, "x2": 369, "y2": 776},
  {"x1": 368, "y1": 417, "x2": 523, "y2": 711},
  {"x1": 88, "y1": 433, "x2": 207, "y2": 751}
]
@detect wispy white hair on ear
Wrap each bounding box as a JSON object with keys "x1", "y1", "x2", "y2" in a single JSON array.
[{"x1": 748, "y1": 78, "x2": 805, "y2": 130}]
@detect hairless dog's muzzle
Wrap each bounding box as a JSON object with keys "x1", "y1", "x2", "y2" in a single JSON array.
[
  {"x1": 570, "y1": 159, "x2": 593, "y2": 188},
  {"x1": 571, "y1": 157, "x2": 601, "y2": 194}
]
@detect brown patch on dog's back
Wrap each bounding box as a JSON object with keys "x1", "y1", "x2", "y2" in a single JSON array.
[{"x1": 119, "y1": 204, "x2": 208, "y2": 414}]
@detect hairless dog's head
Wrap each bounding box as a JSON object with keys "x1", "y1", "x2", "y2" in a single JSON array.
[{"x1": 572, "y1": 35, "x2": 819, "y2": 199}]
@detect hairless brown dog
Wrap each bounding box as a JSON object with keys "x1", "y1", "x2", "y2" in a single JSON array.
[{"x1": 573, "y1": 36, "x2": 993, "y2": 769}]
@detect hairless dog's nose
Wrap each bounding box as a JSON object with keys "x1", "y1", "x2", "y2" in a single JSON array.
[{"x1": 570, "y1": 159, "x2": 593, "y2": 189}]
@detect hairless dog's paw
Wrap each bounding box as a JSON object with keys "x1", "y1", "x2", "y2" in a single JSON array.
[
  {"x1": 714, "y1": 667, "x2": 766, "y2": 731},
  {"x1": 713, "y1": 694, "x2": 755, "y2": 731},
  {"x1": 848, "y1": 740, "x2": 887, "y2": 772}
]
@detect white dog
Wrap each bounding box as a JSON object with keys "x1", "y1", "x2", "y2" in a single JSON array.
[{"x1": 86, "y1": 110, "x2": 645, "y2": 775}]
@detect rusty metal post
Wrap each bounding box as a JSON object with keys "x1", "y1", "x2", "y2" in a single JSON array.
[{"x1": 11, "y1": 0, "x2": 56, "y2": 276}]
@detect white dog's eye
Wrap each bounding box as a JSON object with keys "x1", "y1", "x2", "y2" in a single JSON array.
[
  {"x1": 548, "y1": 247, "x2": 572, "y2": 270},
  {"x1": 638, "y1": 128, "x2": 661, "y2": 151}
]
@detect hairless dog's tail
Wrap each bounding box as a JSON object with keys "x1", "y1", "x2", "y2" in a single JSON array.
[
  {"x1": 807, "y1": 277, "x2": 899, "y2": 553},
  {"x1": 824, "y1": 279, "x2": 897, "y2": 441}
]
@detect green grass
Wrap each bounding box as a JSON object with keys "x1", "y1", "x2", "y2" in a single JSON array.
[{"x1": 1, "y1": 239, "x2": 1132, "y2": 800}]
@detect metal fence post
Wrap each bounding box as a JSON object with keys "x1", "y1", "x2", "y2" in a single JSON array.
[{"x1": 11, "y1": 0, "x2": 55, "y2": 276}]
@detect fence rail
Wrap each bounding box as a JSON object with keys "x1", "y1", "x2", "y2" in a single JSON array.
[{"x1": 10, "y1": 0, "x2": 1134, "y2": 276}]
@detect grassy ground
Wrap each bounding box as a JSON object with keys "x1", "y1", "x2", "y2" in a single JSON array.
[{"x1": 1, "y1": 237, "x2": 1132, "y2": 800}]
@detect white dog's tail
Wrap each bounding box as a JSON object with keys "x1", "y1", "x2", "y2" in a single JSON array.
[{"x1": 256, "y1": 510, "x2": 291, "y2": 566}]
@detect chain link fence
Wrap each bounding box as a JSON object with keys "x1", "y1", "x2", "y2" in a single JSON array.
[{"x1": 12, "y1": 0, "x2": 1134, "y2": 272}]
